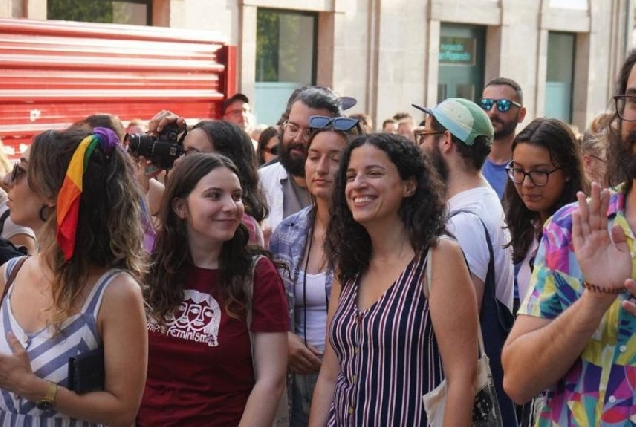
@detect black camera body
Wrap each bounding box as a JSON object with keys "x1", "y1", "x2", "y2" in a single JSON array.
[{"x1": 127, "y1": 124, "x2": 184, "y2": 170}]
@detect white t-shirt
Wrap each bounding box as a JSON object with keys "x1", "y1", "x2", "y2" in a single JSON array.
[
  {"x1": 447, "y1": 185, "x2": 514, "y2": 311},
  {"x1": 0, "y1": 201, "x2": 35, "y2": 242}
]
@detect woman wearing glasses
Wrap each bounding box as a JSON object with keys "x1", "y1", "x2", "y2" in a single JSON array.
[
  {"x1": 504, "y1": 118, "x2": 587, "y2": 313},
  {"x1": 309, "y1": 133, "x2": 479, "y2": 426},
  {"x1": 257, "y1": 126, "x2": 280, "y2": 166},
  {"x1": 269, "y1": 115, "x2": 361, "y2": 426}
]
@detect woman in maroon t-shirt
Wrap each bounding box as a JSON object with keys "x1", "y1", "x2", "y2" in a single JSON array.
[{"x1": 137, "y1": 153, "x2": 288, "y2": 426}]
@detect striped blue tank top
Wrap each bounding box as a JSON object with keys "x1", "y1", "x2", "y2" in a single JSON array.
[
  {"x1": 0, "y1": 257, "x2": 121, "y2": 426},
  {"x1": 327, "y1": 249, "x2": 444, "y2": 426}
]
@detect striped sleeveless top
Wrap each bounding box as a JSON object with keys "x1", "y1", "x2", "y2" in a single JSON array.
[
  {"x1": 327, "y1": 249, "x2": 444, "y2": 426},
  {"x1": 0, "y1": 257, "x2": 120, "y2": 427}
]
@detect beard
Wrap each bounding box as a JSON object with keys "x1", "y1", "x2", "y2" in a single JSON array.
[
  {"x1": 427, "y1": 144, "x2": 450, "y2": 183},
  {"x1": 278, "y1": 140, "x2": 307, "y2": 178},
  {"x1": 491, "y1": 116, "x2": 519, "y2": 140},
  {"x1": 617, "y1": 128, "x2": 636, "y2": 180}
]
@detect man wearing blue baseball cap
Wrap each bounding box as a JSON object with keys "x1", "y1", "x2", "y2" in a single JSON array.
[{"x1": 413, "y1": 98, "x2": 516, "y2": 426}]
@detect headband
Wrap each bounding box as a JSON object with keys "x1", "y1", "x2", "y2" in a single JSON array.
[{"x1": 57, "y1": 127, "x2": 119, "y2": 260}]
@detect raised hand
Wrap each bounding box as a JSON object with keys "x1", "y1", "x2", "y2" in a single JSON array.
[
  {"x1": 572, "y1": 182, "x2": 631, "y2": 292},
  {"x1": 147, "y1": 110, "x2": 187, "y2": 134}
]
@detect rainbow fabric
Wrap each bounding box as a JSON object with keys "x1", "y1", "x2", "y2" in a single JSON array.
[{"x1": 56, "y1": 134, "x2": 99, "y2": 260}]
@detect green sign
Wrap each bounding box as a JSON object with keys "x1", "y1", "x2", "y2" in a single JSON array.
[{"x1": 439, "y1": 37, "x2": 476, "y2": 65}]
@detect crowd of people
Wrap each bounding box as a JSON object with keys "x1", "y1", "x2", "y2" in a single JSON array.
[{"x1": 0, "y1": 46, "x2": 634, "y2": 427}]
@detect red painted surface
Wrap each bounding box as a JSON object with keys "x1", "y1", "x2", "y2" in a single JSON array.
[{"x1": 0, "y1": 18, "x2": 236, "y2": 158}]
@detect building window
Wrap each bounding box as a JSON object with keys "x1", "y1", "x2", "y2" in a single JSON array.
[
  {"x1": 254, "y1": 9, "x2": 317, "y2": 126},
  {"x1": 545, "y1": 32, "x2": 576, "y2": 123},
  {"x1": 47, "y1": 0, "x2": 151, "y2": 25},
  {"x1": 437, "y1": 24, "x2": 486, "y2": 103}
]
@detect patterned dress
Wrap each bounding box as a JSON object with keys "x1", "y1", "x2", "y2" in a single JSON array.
[
  {"x1": 327, "y1": 250, "x2": 443, "y2": 426},
  {"x1": 0, "y1": 257, "x2": 119, "y2": 426}
]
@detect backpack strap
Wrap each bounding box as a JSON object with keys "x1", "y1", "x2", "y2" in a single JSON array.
[{"x1": 0, "y1": 209, "x2": 11, "y2": 237}]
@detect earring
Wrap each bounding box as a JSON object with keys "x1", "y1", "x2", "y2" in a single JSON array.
[{"x1": 39, "y1": 205, "x2": 53, "y2": 222}]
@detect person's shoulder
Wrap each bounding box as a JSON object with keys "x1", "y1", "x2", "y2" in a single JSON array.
[
  {"x1": 101, "y1": 270, "x2": 144, "y2": 306},
  {"x1": 277, "y1": 206, "x2": 311, "y2": 230},
  {"x1": 258, "y1": 162, "x2": 285, "y2": 178}
]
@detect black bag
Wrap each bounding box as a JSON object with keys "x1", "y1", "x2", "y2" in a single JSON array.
[
  {"x1": 450, "y1": 210, "x2": 517, "y2": 427},
  {"x1": 68, "y1": 347, "x2": 105, "y2": 394}
]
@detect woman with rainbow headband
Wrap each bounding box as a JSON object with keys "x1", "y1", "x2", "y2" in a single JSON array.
[{"x1": 0, "y1": 127, "x2": 148, "y2": 426}]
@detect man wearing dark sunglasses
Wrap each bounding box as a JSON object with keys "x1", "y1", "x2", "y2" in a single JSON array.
[{"x1": 480, "y1": 77, "x2": 526, "y2": 200}]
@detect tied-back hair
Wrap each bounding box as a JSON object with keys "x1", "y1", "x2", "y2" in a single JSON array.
[
  {"x1": 145, "y1": 152, "x2": 272, "y2": 321},
  {"x1": 192, "y1": 120, "x2": 269, "y2": 222},
  {"x1": 325, "y1": 133, "x2": 447, "y2": 284},
  {"x1": 504, "y1": 118, "x2": 587, "y2": 263},
  {"x1": 29, "y1": 128, "x2": 148, "y2": 327}
]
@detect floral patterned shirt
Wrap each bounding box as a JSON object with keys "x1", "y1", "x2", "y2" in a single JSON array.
[{"x1": 519, "y1": 185, "x2": 636, "y2": 426}]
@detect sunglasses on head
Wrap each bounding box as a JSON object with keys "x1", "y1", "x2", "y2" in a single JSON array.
[
  {"x1": 309, "y1": 116, "x2": 361, "y2": 133},
  {"x1": 479, "y1": 98, "x2": 522, "y2": 113}
]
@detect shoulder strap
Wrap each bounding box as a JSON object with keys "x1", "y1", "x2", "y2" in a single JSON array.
[
  {"x1": 1, "y1": 256, "x2": 27, "y2": 304},
  {"x1": 246, "y1": 255, "x2": 265, "y2": 375},
  {"x1": 448, "y1": 209, "x2": 496, "y2": 306},
  {"x1": 0, "y1": 209, "x2": 11, "y2": 236}
]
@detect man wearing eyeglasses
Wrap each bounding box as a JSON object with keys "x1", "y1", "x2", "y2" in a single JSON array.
[
  {"x1": 480, "y1": 77, "x2": 527, "y2": 200},
  {"x1": 258, "y1": 87, "x2": 343, "y2": 235},
  {"x1": 502, "y1": 49, "x2": 636, "y2": 426},
  {"x1": 413, "y1": 98, "x2": 517, "y2": 426},
  {"x1": 221, "y1": 93, "x2": 252, "y2": 131}
]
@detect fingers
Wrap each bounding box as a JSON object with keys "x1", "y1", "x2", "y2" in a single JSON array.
[
  {"x1": 576, "y1": 191, "x2": 590, "y2": 239},
  {"x1": 572, "y1": 211, "x2": 583, "y2": 251},
  {"x1": 611, "y1": 224, "x2": 630, "y2": 253},
  {"x1": 6, "y1": 332, "x2": 24, "y2": 356},
  {"x1": 147, "y1": 110, "x2": 183, "y2": 134}
]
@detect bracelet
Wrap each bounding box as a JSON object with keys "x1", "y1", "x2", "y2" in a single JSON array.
[{"x1": 582, "y1": 281, "x2": 626, "y2": 295}]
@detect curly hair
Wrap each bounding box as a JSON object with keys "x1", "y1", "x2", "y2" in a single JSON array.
[
  {"x1": 191, "y1": 120, "x2": 268, "y2": 222},
  {"x1": 325, "y1": 133, "x2": 447, "y2": 284},
  {"x1": 28, "y1": 128, "x2": 148, "y2": 327},
  {"x1": 145, "y1": 152, "x2": 271, "y2": 321},
  {"x1": 504, "y1": 118, "x2": 587, "y2": 263}
]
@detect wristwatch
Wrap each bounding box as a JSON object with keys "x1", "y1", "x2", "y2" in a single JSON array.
[{"x1": 36, "y1": 381, "x2": 57, "y2": 411}]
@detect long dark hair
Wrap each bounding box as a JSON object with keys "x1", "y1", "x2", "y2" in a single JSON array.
[
  {"x1": 325, "y1": 133, "x2": 447, "y2": 284},
  {"x1": 607, "y1": 48, "x2": 636, "y2": 190},
  {"x1": 192, "y1": 120, "x2": 269, "y2": 221},
  {"x1": 145, "y1": 153, "x2": 269, "y2": 321},
  {"x1": 504, "y1": 118, "x2": 587, "y2": 263}
]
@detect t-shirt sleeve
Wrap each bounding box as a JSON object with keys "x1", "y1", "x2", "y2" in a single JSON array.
[
  {"x1": 251, "y1": 256, "x2": 289, "y2": 332},
  {"x1": 447, "y1": 213, "x2": 489, "y2": 282},
  {"x1": 518, "y1": 204, "x2": 582, "y2": 320}
]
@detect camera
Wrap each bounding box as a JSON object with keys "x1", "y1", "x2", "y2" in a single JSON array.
[{"x1": 127, "y1": 123, "x2": 184, "y2": 170}]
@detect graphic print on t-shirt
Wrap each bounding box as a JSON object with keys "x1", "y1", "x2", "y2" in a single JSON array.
[{"x1": 148, "y1": 289, "x2": 222, "y2": 347}]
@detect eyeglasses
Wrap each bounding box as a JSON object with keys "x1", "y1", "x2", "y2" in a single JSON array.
[
  {"x1": 308, "y1": 116, "x2": 361, "y2": 133},
  {"x1": 283, "y1": 121, "x2": 312, "y2": 141},
  {"x1": 414, "y1": 130, "x2": 444, "y2": 144},
  {"x1": 613, "y1": 95, "x2": 636, "y2": 122},
  {"x1": 479, "y1": 98, "x2": 522, "y2": 113},
  {"x1": 505, "y1": 162, "x2": 561, "y2": 187},
  {"x1": 6, "y1": 162, "x2": 27, "y2": 186},
  {"x1": 263, "y1": 145, "x2": 279, "y2": 155}
]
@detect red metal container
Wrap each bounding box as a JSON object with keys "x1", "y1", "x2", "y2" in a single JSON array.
[{"x1": 0, "y1": 18, "x2": 236, "y2": 158}]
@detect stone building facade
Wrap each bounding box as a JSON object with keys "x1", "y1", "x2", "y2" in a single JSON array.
[{"x1": 1, "y1": 0, "x2": 633, "y2": 131}]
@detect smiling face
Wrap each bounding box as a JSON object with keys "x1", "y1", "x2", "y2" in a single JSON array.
[
  {"x1": 173, "y1": 166, "x2": 245, "y2": 248},
  {"x1": 344, "y1": 143, "x2": 414, "y2": 226},
  {"x1": 305, "y1": 130, "x2": 348, "y2": 202},
  {"x1": 510, "y1": 142, "x2": 568, "y2": 219}
]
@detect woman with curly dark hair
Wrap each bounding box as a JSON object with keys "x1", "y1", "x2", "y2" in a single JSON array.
[
  {"x1": 504, "y1": 118, "x2": 588, "y2": 311},
  {"x1": 308, "y1": 133, "x2": 479, "y2": 426},
  {"x1": 138, "y1": 152, "x2": 288, "y2": 427}
]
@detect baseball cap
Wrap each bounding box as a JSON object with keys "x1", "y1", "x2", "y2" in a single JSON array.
[
  {"x1": 222, "y1": 93, "x2": 249, "y2": 115},
  {"x1": 412, "y1": 98, "x2": 494, "y2": 146}
]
